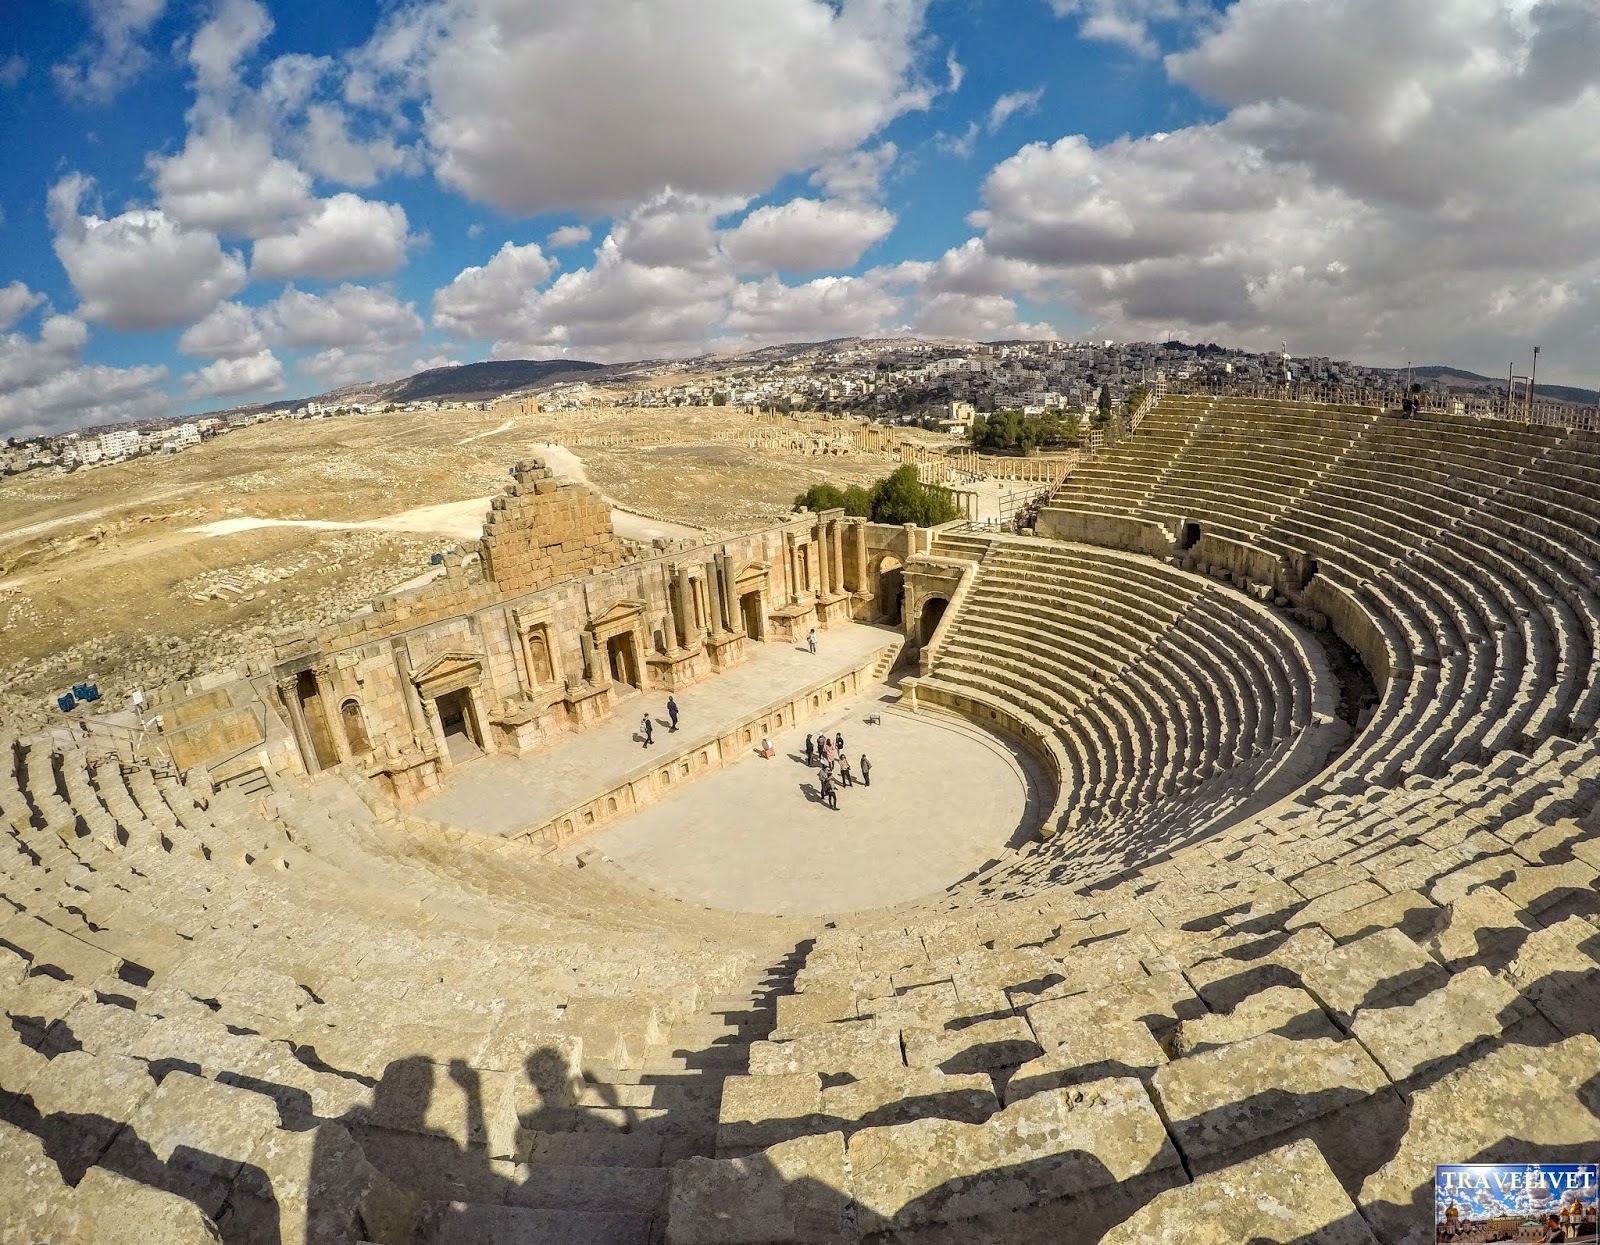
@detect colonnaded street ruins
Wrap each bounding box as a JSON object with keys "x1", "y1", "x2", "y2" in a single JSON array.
[{"x1": 5, "y1": 375, "x2": 1600, "y2": 1245}]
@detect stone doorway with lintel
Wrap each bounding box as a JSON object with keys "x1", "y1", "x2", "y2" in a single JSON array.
[
  {"x1": 735, "y1": 561, "x2": 770, "y2": 641},
  {"x1": 413, "y1": 650, "x2": 490, "y2": 766},
  {"x1": 590, "y1": 599, "x2": 649, "y2": 695}
]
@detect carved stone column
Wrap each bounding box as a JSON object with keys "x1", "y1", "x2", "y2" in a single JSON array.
[
  {"x1": 276, "y1": 676, "x2": 316, "y2": 774},
  {"x1": 392, "y1": 641, "x2": 428, "y2": 749},
  {"x1": 706, "y1": 558, "x2": 728, "y2": 634},
  {"x1": 315, "y1": 665, "x2": 352, "y2": 762},
  {"x1": 830, "y1": 520, "x2": 845, "y2": 596}
]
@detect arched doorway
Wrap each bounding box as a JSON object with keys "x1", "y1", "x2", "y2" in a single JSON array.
[
  {"x1": 340, "y1": 699, "x2": 371, "y2": 757},
  {"x1": 877, "y1": 556, "x2": 904, "y2": 625},
  {"x1": 919, "y1": 596, "x2": 949, "y2": 646}
]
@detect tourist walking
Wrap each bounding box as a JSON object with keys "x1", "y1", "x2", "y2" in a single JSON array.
[
  {"x1": 804, "y1": 734, "x2": 815, "y2": 766},
  {"x1": 839, "y1": 757, "x2": 853, "y2": 787},
  {"x1": 819, "y1": 771, "x2": 838, "y2": 810},
  {"x1": 807, "y1": 627, "x2": 817, "y2": 655},
  {"x1": 667, "y1": 695, "x2": 679, "y2": 732},
  {"x1": 834, "y1": 731, "x2": 845, "y2": 755},
  {"x1": 860, "y1": 753, "x2": 871, "y2": 787},
  {"x1": 641, "y1": 714, "x2": 654, "y2": 748}
]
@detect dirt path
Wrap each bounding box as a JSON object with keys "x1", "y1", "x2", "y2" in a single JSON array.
[{"x1": 179, "y1": 443, "x2": 703, "y2": 547}]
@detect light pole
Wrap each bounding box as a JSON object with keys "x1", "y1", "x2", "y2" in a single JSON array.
[{"x1": 1528, "y1": 346, "x2": 1540, "y2": 421}]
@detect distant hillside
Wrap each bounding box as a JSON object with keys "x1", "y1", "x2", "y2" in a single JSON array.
[
  {"x1": 306, "y1": 358, "x2": 604, "y2": 409},
  {"x1": 1411, "y1": 365, "x2": 1597, "y2": 406},
  {"x1": 383, "y1": 358, "x2": 604, "y2": 403}
]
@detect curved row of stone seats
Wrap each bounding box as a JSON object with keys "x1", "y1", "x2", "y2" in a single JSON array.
[
  {"x1": 1, "y1": 731, "x2": 805, "y2": 1243},
  {"x1": 1049, "y1": 403, "x2": 1600, "y2": 796},
  {"x1": 666, "y1": 731, "x2": 1600, "y2": 1243},
  {"x1": 920, "y1": 536, "x2": 1324, "y2": 833},
  {"x1": 1044, "y1": 398, "x2": 1205, "y2": 517},
  {"x1": 1130, "y1": 399, "x2": 1379, "y2": 541}
]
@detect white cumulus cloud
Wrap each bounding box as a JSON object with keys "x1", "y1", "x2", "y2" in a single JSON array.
[
  {"x1": 0, "y1": 283, "x2": 45, "y2": 333},
  {"x1": 373, "y1": 0, "x2": 935, "y2": 214},
  {"x1": 178, "y1": 301, "x2": 267, "y2": 358},
  {"x1": 432, "y1": 242, "x2": 557, "y2": 340},
  {"x1": 0, "y1": 314, "x2": 169, "y2": 438},
  {"x1": 723, "y1": 198, "x2": 897, "y2": 273},
  {"x1": 183, "y1": 348, "x2": 285, "y2": 398},
  {"x1": 251, "y1": 193, "x2": 413, "y2": 280},
  {"x1": 151, "y1": 120, "x2": 314, "y2": 238},
  {"x1": 546, "y1": 224, "x2": 592, "y2": 250},
  {"x1": 48, "y1": 174, "x2": 247, "y2": 331},
  {"x1": 53, "y1": 0, "x2": 167, "y2": 102},
  {"x1": 966, "y1": 0, "x2": 1600, "y2": 375}
]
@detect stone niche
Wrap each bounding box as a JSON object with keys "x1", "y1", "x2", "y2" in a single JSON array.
[{"x1": 480, "y1": 458, "x2": 622, "y2": 595}]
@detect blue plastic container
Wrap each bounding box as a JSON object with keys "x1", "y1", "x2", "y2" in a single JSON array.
[
  {"x1": 57, "y1": 694, "x2": 76, "y2": 713},
  {"x1": 81, "y1": 684, "x2": 100, "y2": 702}
]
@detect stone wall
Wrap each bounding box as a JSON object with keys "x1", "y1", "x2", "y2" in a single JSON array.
[
  {"x1": 193, "y1": 470, "x2": 925, "y2": 801},
  {"x1": 480, "y1": 458, "x2": 622, "y2": 594}
]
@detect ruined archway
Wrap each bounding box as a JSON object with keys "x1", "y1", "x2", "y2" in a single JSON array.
[{"x1": 919, "y1": 595, "x2": 949, "y2": 646}]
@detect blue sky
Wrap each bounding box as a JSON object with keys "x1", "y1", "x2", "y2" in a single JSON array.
[{"x1": 2, "y1": 0, "x2": 1597, "y2": 436}]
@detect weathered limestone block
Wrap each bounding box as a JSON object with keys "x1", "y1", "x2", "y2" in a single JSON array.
[
  {"x1": 1424, "y1": 888, "x2": 1530, "y2": 973},
  {"x1": 747, "y1": 1021, "x2": 905, "y2": 1079},
  {"x1": 25, "y1": 1050, "x2": 158, "y2": 1180},
  {"x1": 1501, "y1": 860, "x2": 1600, "y2": 920},
  {"x1": 1166, "y1": 986, "x2": 1338, "y2": 1057},
  {"x1": 1351, "y1": 967, "x2": 1532, "y2": 1083},
  {"x1": 901, "y1": 1015, "x2": 1041, "y2": 1074},
  {"x1": 1359, "y1": 1035, "x2": 1600, "y2": 1245},
  {"x1": 1319, "y1": 889, "x2": 1441, "y2": 946},
  {"x1": 666, "y1": 1131, "x2": 852, "y2": 1245},
  {"x1": 0, "y1": 1026, "x2": 50, "y2": 1099},
  {"x1": 860, "y1": 981, "x2": 961, "y2": 1029},
  {"x1": 1497, "y1": 916, "x2": 1600, "y2": 1039},
  {"x1": 100, "y1": 1069, "x2": 281, "y2": 1218},
  {"x1": 1005, "y1": 1018, "x2": 1166, "y2": 1100},
  {"x1": 222, "y1": 1119, "x2": 420, "y2": 1245},
  {"x1": 1025, "y1": 969, "x2": 1205, "y2": 1038},
  {"x1": 774, "y1": 987, "x2": 857, "y2": 1035},
  {"x1": 1429, "y1": 853, "x2": 1521, "y2": 905},
  {"x1": 1099, "y1": 1138, "x2": 1379, "y2": 1244},
  {"x1": 43, "y1": 1164, "x2": 224, "y2": 1244},
  {"x1": 1291, "y1": 929, "x2": 1449, "y2": 1027},
  {"x1": 717, "y1": 1073, "x2": 823, "y2": 1157},
  {"x1": 847, "y1": 1077, "x2": 1182, "y2": 1234},
  {"x1": 0, "y1": 1116, "x2": 74, "y2": 1240},
  {"x1": 1184, "y1": 928, "x2": 1334, "y2": 1012},
  {"x1": 1285, "y1": 881, "x2": 1391, "y2": 930},
  {"x1": 1151, "y1": 1035, "x2": 1392, "y2": 1174},
  {"x1": 820, "y1": 1069, "x2": 996, "y2": 1134}
]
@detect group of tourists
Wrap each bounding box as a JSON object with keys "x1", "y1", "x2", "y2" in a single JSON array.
[
  {"x1": 639, "y1": 693, "x2": 875, "y2": 813},
  {"x1": 805, "y1": 730, "x2": 870, "y2": 810},
  {"x1": 640, "y1": 695, "x2": 681, "y2": 748}
]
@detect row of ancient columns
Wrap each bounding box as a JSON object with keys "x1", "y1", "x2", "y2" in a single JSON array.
[{"x1": 667, "y1": 549, "x2": 742, "y2": 651}]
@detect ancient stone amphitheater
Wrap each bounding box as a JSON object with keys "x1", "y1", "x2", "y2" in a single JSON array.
[{"x1": 5, "y1": 395, "x2": 1600, "y2": 1243}]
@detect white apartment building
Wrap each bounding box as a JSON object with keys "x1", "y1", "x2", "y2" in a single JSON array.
[{"x1": 98, "y1": 429, "x2": 142, "y2": 459}]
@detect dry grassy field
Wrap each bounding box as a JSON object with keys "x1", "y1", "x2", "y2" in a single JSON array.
[{"x1": 0, "y1": 406, "x2": 895, "y2": 725}]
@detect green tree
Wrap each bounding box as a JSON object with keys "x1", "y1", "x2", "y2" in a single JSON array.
[
  {"x1": 1123, "y1": 385, "x2": 1150, "y2": 416},
  {"x1": 1088, "y1": 385, "x2": 1113, "y2": 428},
  {"x1": 792, "y1": 483, "x2": 847, "y2": 513},
  {"x1": 868, "y1": 465, "x2": 961, "y2": 526}
]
